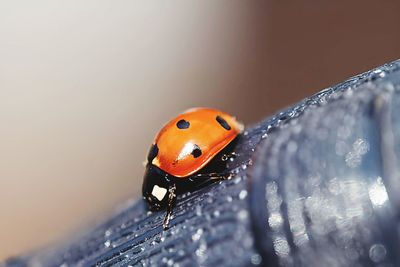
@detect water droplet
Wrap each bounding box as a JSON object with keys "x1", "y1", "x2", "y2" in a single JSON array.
[
  {"x1": 226, "y1": 196, "x2": 233, "y2": 202},
  {"x1": 213, "y1": 210, "x2": 220, "y2": 217},
  {"x1": 195, "y1": 242, "x2": 208, "y2": 259},
  {"x1": 239, "y1": 190, "x2": 248, "y2": 199},
  {"x1": 369, "y1": 244, "x2": 386, "y2": 263},
  {"x1": 104, "y1": 229, "x2": 112, "y2": 237},
  {"x1": 234, "y1": 176, "x2": 242, "y2": 184},
  {"x1": 345, "y1": 138, "x2": 369, "y2": 168},
  {"x1": 237, "y1": 209, "x2": 248, "y2": 220},
  {"x1": 250, "y1": 254, "x2": 262, "y2": 265},
  {"x1": 369, "y1": 177, "x2": 388, "y2": 207},
  {"x1": 273, "y1": 237, "x2": 290, "y2": 257},
  {"x1": 192, "y1": 228, "x2": 204, "y2": 241},
  {"x1": 268, "y1": 212, "x2": 283, "y2": 229},
  {"x1": 195, "y1": 205, "x2": 202, "y2": 216},
  {"x1": 104, "y1": 240, "x2": 111, "y2": 248}
]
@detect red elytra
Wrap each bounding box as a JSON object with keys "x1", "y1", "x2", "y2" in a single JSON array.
[{"x1": 150, "y1": 107, "x2": 243, "y2": 177}]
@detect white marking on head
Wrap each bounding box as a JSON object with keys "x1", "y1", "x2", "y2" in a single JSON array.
[{"x1": 152, "y1": 185, "x2": 168, "y2": 201}]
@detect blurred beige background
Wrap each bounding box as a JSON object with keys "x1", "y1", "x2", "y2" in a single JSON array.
[{"x1": 1, "y1": 0, "x2": 400, "y2": 261}]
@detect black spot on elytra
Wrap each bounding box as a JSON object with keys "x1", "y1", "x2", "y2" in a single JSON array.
[
  {"x1": 176, "y1": 119, "x2": 190, "y2": 129},
  {"x1": 147, "y1": 143, "x2": 159, "y2": 162},
  {"x1": 216, "y1": 115, "x2": 231, "y2": 130},
  {"x1": 191, "y1": 144, "x2": 202, "y2": 158}
]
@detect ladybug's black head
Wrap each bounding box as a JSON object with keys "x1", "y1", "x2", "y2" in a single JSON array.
[{"x1": 142, "y1": 164, "x2": 170, "y2": 211}]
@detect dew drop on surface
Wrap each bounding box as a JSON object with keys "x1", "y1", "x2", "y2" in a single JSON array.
[
  {"x1": 239, "y1": 190, "x2": 248, "y2": 199},
  {"x1": 104, "y1": 229, "x2": 112, "y2": 237},
  {"x1": 226, "y1": 196, "x2": 233, "y2": 202},
  {"x1": 345, "y1": 138, "x2": 369, "y2": 168},
  {"x1": 178, "y1": 250, "x2": 185, "y2": 256},
  {"x1": 234, "y1": 176, "x2": 242, "y2": 184},
  {"x1": 318, "y1": 95, "x2": 328, "y2": 105},
  {"x1": 250, "y1": 254, "x2": 262, "y2": 265},
  {"x1": 192, "y1": 228, "x2": 204, "y2": 241},
  {"x1": 213, "y1": 210, "x2": 220, "y2": 217},
  {"x1": 273, "y1": 237, "x2": 290, "y2": 257},
  {"x1": 195, "y1": 205, "x2": 202, "y2": 216},
  {"x1": 237, "y1": 209, "x2": 248, "y2": 221},
  {"x1": 195, "y1": 242, "x2": 207, "y2": 258},
  {"x1": 369, "y1": 244, "x2": 387, "y2": 263},
  {"x1": 268, "y1": 212, "x2": 283, "y2": 229},
  {"x1": 345, "y1": 151, "x2": 361, "y2": 168},
  {"x1": 373, "y1": 69, "x2": 386, "y2": 78},
  {"x1": 353, "y1": 138, "x2": 369, "y2": 155},
  {"x1": 368, "y1": 176, "x2": 388, "y2": 207}
]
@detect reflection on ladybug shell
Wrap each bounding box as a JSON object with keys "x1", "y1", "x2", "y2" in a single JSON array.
[{"x1": 148, "y1": 107, "x2": 243, "y2": 178}]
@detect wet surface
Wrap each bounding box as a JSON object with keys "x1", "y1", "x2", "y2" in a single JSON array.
[{"x1": 3, "y1": 59, "x2": 400, "y2": 267}]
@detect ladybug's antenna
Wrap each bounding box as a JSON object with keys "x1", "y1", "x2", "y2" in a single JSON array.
[{"x1": 163, "y1": 184, "x2": 176, "y2": 229}]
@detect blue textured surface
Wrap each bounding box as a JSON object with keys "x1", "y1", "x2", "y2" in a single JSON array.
[{"x1": 3, "y1": 59, "x2": 400, "y2": 267}]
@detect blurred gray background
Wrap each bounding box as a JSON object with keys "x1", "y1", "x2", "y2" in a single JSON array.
[{"x1": 1, "y1": 0, "x2": 399, "y2": 261}]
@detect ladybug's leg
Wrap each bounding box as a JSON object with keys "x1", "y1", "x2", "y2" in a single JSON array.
[
  {"x1": 192, "y1": 172, "x2": 232, "y2": 181},
  {"x1": 163, "y1": 184, "x2": 176, "y2": 229},
  {"x1": 187, "y1": 172, "x2": 233, "y2": 190}
]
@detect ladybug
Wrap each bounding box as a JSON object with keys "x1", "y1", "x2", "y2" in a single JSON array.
[{"x1": 142, "y1": 107, "x2": 243, "y2": 229}]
